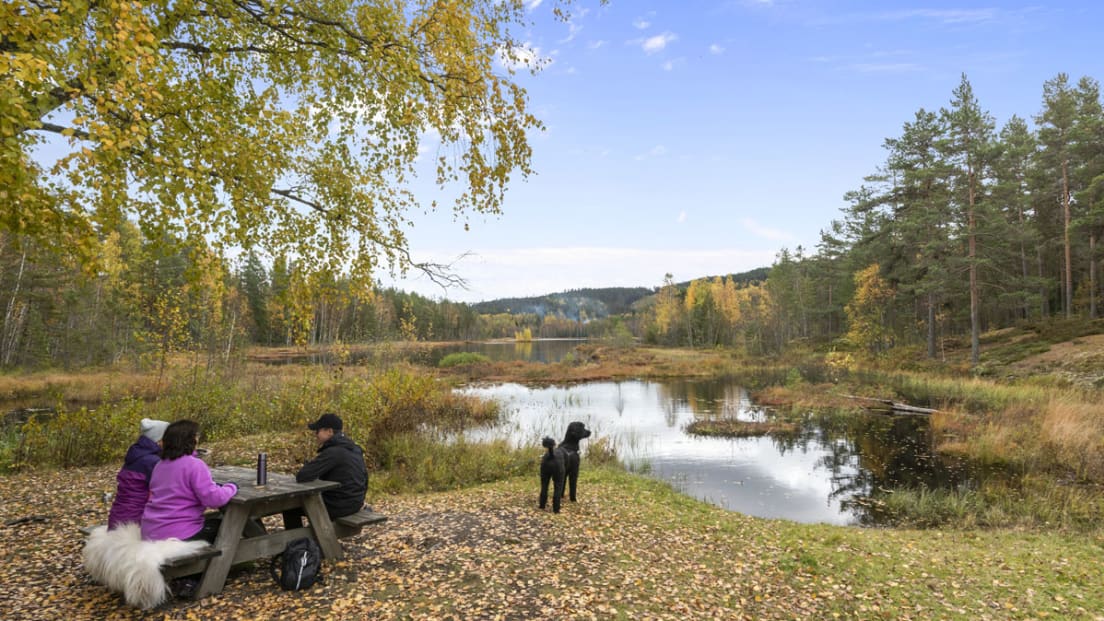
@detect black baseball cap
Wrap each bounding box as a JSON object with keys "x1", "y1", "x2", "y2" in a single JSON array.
[{"x1": 307, "y1": 412, "x2": 343, "y2": 432}]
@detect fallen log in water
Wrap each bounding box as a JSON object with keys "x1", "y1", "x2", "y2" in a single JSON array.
[{"x1": 843, "y1": 395, "x2": 938, "y2": 415}]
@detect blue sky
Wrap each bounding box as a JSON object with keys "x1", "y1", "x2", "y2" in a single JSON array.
[{"x1": 386, "y1": 0, "x2": 1104, "y2": 302}]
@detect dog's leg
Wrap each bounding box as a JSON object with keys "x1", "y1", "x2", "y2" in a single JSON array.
[
  {"x1": 552, "y1": 474, "x2": 564, "y2": 513},
  {"x1": 565, "y1": 453, "x2": 581, "y2": 502},
  {"x1": 539, "y1": 471, "x2": 551, "y2": 509}
]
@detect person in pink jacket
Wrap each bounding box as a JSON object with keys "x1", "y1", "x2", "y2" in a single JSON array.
[{"x1": 140, "y1": 419, "x2": 237, "y2": 543}]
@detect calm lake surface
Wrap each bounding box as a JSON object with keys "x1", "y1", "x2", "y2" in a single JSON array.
[
  {"x1": 430, "y1": 339, "x2": 586, "y2": 364},
  {"x1": 459, "y1": 378, "x2": 976, "y2": 526}
]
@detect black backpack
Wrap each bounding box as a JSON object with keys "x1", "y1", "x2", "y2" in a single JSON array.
[{"x1": 270, "y1": 537, "x2": 322, "y2": 591}]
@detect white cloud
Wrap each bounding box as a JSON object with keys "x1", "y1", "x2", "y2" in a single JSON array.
[
  {"x1": 848, "y1": 62, "x2": 922, "y2": 73},
  {"x1": 677, "y1": 211, "x2": 687, "y2": 224},
  {"x1": 559, "y1": 21, "x2": 583, "y2": 43},
  {"x1": 589, "y1": 40, "x2": 606, "y2": 49},
  {"x1": 641, "y1": 32, "x2": 677, "y2": 54},
  {"x1": 878, "y1": 8, "x2": 997, "y2": 24},
  {"x1": 526, "y1": 0, "x2": 544, "y2": 10},
  {"x1": 634, "y1": 145, "x2": 667, "y2": 160},
  {"x1": 661, "y1": 60, "x2": 675, "y2": 71},
  {"x1": 633, "y1": 17, "x2": 651, "y2": 29},
  {"x1": 741, "y1": 218, "x2": 795, "y2": 242},
  {"x1": 709, "y1": 43, "x2": 725, "y2": 55},
  {"x1": 813, "y1": 8, "x2": 1003, "y2": 27},
  {"x1": 386, "y1": 246, "x2": 776, "y2": 302}
]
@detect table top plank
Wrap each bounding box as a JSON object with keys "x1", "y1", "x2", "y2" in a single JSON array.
[{"x1": 209, "y1": 465, "x2": 339, "y2": 504}]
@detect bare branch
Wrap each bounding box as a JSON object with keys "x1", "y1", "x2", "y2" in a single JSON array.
[
  {"x1": 271, "y1": 187, "x2": 328, "y2": 215},
  {"x1": 37, "y1": 122, "x2": 90, "y2": 140}
]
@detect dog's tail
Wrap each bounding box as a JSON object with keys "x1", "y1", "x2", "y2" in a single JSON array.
[{"x1": 542, "y1": 436, "x2": 556, "y2": 452}]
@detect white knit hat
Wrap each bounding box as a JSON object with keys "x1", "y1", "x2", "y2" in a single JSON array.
[{"x1": 140, "y1": 418, "x2": 170, "y2": 442}]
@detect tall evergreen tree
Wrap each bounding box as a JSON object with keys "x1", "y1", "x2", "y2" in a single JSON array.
[
  {"x1": 991, "y1": 116, "x2": 1040, "y2": 320},
  {"x1": 884, "y1": 108, "x2": 953, "y2": 357},
  {"x1": 240, "y1": 252, "x2": 270, "y2": 344},
  {"x1": 1072, "y1": 77, "x2": 1104, "y2": 317},
  {"x1": 1036, "y1": 73, "x2": 1080, "y2": 317},
  {"x1": 941, "y1": 74, "x2": 995, "y2": 366}
]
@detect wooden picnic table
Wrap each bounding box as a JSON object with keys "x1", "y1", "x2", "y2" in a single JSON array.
[{"x1": 192, "y1": 465, "x2": 342, "y2": 598}]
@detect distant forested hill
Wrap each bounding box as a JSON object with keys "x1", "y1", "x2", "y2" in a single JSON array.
[
  {"x1": 677, "y1": 267, "x2": 769, "y2": 288},
  {"x1": 627, "y1": 267, "x2": 772, "y2": 311},
  {"x1": 471, "y1": 287, "x2": 656, "y2": 319},
  {"x1": 472, "y1": 268, "x2": 771, "y2": 319}
]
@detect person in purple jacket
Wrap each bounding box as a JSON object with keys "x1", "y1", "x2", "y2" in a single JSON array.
[
  {"x1": 140, "y1": 419, "x2": 238, "y2": 543},
  {"x1": 107, "y1": 418, "x2": 169, "y2": 530}
]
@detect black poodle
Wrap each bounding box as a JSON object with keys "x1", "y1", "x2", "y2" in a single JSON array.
[{"x1": 539, "y1": 421, "x2": 592, "y2": 513}]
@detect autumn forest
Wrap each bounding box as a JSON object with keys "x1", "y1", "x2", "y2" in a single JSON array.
[{"x1": 3, "y1": 73, "x2": 1102, "y2": 371}]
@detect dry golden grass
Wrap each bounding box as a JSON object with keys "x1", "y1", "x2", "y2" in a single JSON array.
[
  {"x1": 442, "y1": 345, "x2": 737, "y2": 385},
  {"x1": 685, "y1": 419, "x2": 799, "y2": 437},
  {"x1": 0, "y1": 369, "x2": 163, "y2": 404},
  {"x1": 1041, "y1": 397, "x2": 1104, "y2": 479},
  {"x1": 750, "y1": 384, "x2": 859, "y2": 411}
]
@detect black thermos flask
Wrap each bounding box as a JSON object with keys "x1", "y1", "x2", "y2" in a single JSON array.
[{"x1": 257, "y1": 452, "x2": 267, "y2": 486}]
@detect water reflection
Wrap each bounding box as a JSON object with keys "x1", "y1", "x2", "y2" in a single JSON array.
[
  {"x1": 247, "y1": 339, "x2": 586, "y2": 366},
  {"x1": 459, "y1": 378, "x2": 975, "y2": 526},
  {"x1": 432, "y1": 339, "x2": 585, "y2": 364}
]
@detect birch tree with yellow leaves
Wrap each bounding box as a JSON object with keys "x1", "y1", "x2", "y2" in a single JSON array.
[{"x1": 2, "y1": 0, "x2": 580, "y2": 287}]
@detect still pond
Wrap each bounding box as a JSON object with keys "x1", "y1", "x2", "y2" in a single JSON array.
[{"x1": 459, "y1": 377, "x2": 978, "y2": 526}]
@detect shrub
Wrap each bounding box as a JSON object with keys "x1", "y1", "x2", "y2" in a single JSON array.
[
  {"x1": 438, "y1": 352, "x2": 491, "y2": 367},
  {"x1": 784, "y1": 367, "x2": 804, "y2": 387},
  {"x1": 7, "y1": 365, "x2": 502, "y2": 473},
  {"x1": 13, "y1": 398, "x2": 143, "y2": 469},
  {"x1": 372, "y1": 434, "x2": 533, "y2": 493},
  {"x1": 585, "y1": 436, "x2": 620, "y2": 467}
]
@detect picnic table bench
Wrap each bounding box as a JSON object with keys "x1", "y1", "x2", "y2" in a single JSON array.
[{"x1": 81, "y1": 464, "x2": 386, "y2": 598}]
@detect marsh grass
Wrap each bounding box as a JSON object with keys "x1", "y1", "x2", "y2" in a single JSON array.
[
  {"x1": 1040, "y1": 397, "x2": 1104, "y2": 480},
  {"x1": 741, "y1": 356, "x2": 1104, "y2": 530},
  {"x1": 685, "y1": 419, "x2": 799, "y2": 438},
  {"x1": 873, "y1": 476, "x2": 1104, "y2": 531},
  {"x1": 438, "y1": 345, "x2": 741, "y2": 384},
  {"x1": 437, "y1": 352, "x2": 491, "y2": 367},
  {"x1": 2, "y1": 364, "x2": 501, "y2": 475},
  {"x1": 774, "y1": 366, "x2": 1104, "y2": 482},
  {"x1": 0, "y1": 369, "x2": 165, "y2": 405},
  {"x1": 371, "y1": 434, "x2": 535, "y2": 493}
]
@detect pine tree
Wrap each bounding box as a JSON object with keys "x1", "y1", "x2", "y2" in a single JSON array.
[
  {"x1": 991, "y1": 116, "x2": 1040, "y2": 320},
  {"x1": 884, "y1": 108, "x2": 953, "y2": 358},
  {"x1": 1036, "y1": 73, "x2": 1081, "y2": 317},
  {"x1": 941, "y1": 74, "x2": 995, "y2": 366}
]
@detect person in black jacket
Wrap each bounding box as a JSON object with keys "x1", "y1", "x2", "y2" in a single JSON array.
[{"x1": 282, "y1": 412, "x2": 368, "y2": 529}]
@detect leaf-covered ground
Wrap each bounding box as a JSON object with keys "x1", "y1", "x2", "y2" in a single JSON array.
[{"x1": 2, "y1": 464, "x2": 1104, "y2": 620}]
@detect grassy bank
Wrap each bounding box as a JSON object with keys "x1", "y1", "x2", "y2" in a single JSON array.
[
  {"x1": 747, "y1": 359, "x2": 1104, "y2": 531},
  {"x1": 4, "y1": 461, "x2": 1103, "y2": 620},
  {"x1": 1, "y1": 363, "x2": 501, "y2": 475},
  {"x1": 5, "y1": 338, "x2": 1104, "y2": 532},
  {"x1": 3, "y1": 339, "x2": 1104, "y2": 617}
]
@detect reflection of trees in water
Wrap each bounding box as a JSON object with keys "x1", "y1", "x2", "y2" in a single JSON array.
[
  {"x1": 512, "y1": 341, "x2": 533, "y2": 360},
  {"x1": 656, "y1": 378, "x2": 765, "y2": 423},
  {"x1": 614, "y1": 382, "x2": 625, "y2": 416},
  {"x1": 781, "y1": 413, "x2": 976, "y2": 525},
  {"x1": 662, "y1": 395, "x2": 679, "y2": 428}
]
